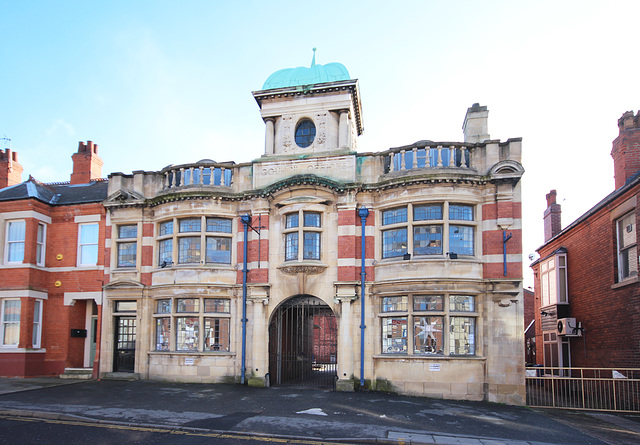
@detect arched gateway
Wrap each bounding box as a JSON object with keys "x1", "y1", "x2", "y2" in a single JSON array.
[{"x1": 268, "y1": 295, "x2": 337, "y2": 388}]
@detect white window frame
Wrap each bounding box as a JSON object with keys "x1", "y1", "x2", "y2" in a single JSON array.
[
  {"x1": 5, "y1": 220, "x2": 26, "y2": 264},
  {"x1": 1, "y1": 299, "x2": 21, "y2": 347},
  {"x1": 32, "y1": 299, "x2": 43, "y2": 348},
  {"x1": 616, "y1": 212, "x2": 638, "y2": 282},
  {"x1": 78, "y1": 223, "x2": 99, "y2": 266},
  {"x1": 540, "y1": 253, "x2": 568, "y2": 307},
  {"x1": 36, "y1": 223, "x2": 46, "y2": 267}
]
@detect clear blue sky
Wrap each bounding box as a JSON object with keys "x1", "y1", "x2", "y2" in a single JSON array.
[{"x1": 2, "y1": 1, "x2": 640, "y2": 287}]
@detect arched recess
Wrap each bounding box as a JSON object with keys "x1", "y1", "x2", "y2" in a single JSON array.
[{"x1": 268, "y1": 295, "x2": 337, "y2": 388}]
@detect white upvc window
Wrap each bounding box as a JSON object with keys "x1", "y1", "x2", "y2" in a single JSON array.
[
  {"x1": 36, "y1": 223, "x2": 46, "y2": 267},
  {"x1": 5, "y1": 220, "x2": 26, "y2": 263},
  {"x1": 540, "y1": 252, "x2": 568, "y2": 307},
  {"x1": 1, "y1": 299, "x2": 21, "y2": 347},
  {"x1": 78, "y1": 223, "x2": 99, "y2": 266},
  {"x1": 616, "y1": 212, "x2": 638, "y2": 281},
  {"x1": 32, "y1": 299, "x2": 42, "y2": 348}
]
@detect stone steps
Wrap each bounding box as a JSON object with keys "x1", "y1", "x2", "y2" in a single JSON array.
[{"x1": 60, "y1": 368, "x2": 93, "y2": 380}]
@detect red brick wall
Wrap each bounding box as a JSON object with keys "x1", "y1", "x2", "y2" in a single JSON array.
[
  {"x1": 0, "y1": 198, "x2": 105, "y2": 376},
  {"x1": 534, "y1": 185, "x2": 640, "y2": 368}
]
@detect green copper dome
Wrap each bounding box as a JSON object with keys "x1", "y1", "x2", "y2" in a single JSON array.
[{"x1": 262, "y1": 49, "x2": 350, "y2": 90}]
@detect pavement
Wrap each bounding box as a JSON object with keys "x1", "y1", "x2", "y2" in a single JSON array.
[{"x1": 0, "y1": 378, "x2": 639, "y2": 444}]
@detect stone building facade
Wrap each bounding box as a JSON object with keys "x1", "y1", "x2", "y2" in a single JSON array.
[{"x1": 99, "y1": 60, "x2": 525, "y2": 404}]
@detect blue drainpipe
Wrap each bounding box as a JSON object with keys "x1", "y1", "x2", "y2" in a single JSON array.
[
  {"x1": 240, "y1": 214, "x2": 251, "y2": 384},
  {"x1": 358, "y1": 206, "x2": 369, "y2": 388}
]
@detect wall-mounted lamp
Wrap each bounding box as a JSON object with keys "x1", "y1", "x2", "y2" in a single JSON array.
[
  {"x1": 447, "y1": 252, "x2": 458, "y2": 259},
  {"x1": 403, "y1": 253, "x2": 411, "y2": 260}
]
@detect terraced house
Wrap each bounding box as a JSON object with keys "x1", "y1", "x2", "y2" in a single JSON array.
[
  {"x1": 99, "y1": 58, "x2": 526, "y2": 404},
  {"x1": 0, "y1": 142, "x2": 107, "y2": 378}
]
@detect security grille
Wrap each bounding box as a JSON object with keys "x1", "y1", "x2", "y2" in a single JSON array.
[{"x1": 268, "y1": 295, "x2": 337, "y2": 388}]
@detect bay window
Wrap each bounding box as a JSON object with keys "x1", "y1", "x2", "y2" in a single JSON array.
[
  {"x1": 6, "y1": 220, "x2": 25, "y2": 263},
  {"x1": 380, "y1": 294, "x2": 477, "y2": 356},
  {"x1": 617, "y1": 212, "x2": 638, "y2": 281},
  {"x1": 540, "y1": 251, "x2": 568, "y2": 306},
  {"x1": 154, "y1": 297, "x2": 230, "y2": 352},
  {"x1": 381, "y1": 202, "x2": 476, "y2": 259},
  {"x1": 1, "y1": 299, "x2": 20, "y2": 346},
  {"x1": 157, "y1": 217, "x2": 232, "y2": 266}
]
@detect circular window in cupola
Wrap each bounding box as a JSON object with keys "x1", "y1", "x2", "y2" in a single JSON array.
[{"x1": 295, "y1": 119, "x2": 316, "y2": 148}]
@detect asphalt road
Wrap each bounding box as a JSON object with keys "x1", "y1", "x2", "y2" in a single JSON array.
[{"x1": 0, "y1": 415, "x2": 358, "y2": 445}]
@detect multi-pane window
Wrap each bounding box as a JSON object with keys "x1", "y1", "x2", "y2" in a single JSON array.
[
  {"x1": 540, "y1": 252, "x2": 568, "y2": 307},
  {"x1": 284, "y1": 211, "x2": 322, "y2": 261},
  {"x1": 117, "y1": 224, "x2": 137, "y2": 268},
  {"x1": 78, "y1": 223, "x2": 99, "y2": 266},
  {"x1": 295, "y1": 119, "x2": 316, "y2": 148},
  {"x1": 157, "y1": 217, "x2": 232, "y2": 266},
  {"x1": 380, "y1": 294, "x2": 477, "y2": 356},
  {"x1": 6, "y1": 220, "x2": 25, "y2": 263},
  {"x1": 32, "y1": 300, "x2": 42, "y2": 348},
  {"x1": 617, "y1": 212, "x2": 638, "y2": 281},
  {"x1": 153, "y1": 297, "x2": 231, "y2": 352},
  {"x1": 1, "y1": 299, "x2": 20, "y2": 346},
  {"x1": 381, "y1": 203, "x2": 476, "y2": 259}
]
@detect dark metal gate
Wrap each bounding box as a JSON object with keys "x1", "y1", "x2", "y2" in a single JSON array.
[
  {"x1": 269, "y1": 295, "x2": 337, "y2": 388},
  {"x1": 114, "y1": 316, "x2": 136, "y2": 372}
]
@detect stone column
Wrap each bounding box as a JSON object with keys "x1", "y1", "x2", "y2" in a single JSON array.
[
  {"x1": 248, "y1": 288, "x2": 269, "y2": 387},
  {"x1": 265, "y1": 118, "x2": 275, "y2": 155},
  {"x1": 338, "y1": 110, "x2": 349, "y2": 148},
  {"x1": 336, "y1": 295, "x2": 357, "y2": 391}
]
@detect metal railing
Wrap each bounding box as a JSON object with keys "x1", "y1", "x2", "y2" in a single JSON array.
[{"x1": 526, "y1": 367, "x2": 640, "y2": 412}]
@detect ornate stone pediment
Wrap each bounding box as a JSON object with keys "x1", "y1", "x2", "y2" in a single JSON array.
[
  {"x1": 105, "y1": 188, "x2": 146, "y2": 206},
  {"x1": 104, "y1": 279, "x2": 145, "y2": 290}
]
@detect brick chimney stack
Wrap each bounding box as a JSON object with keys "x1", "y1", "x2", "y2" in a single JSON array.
[
  {"x1": 462, "y1": 103, "x2": 490, "y2": 143},
  {"x1": 611, "y1": 110, "x2": 640, "y2": 189},
  {"x1": 70, "y1": 141, "x2": 103, "y2": 184},
  {"x1": 0, "y1": 148, "x2": 24, "y2": 189},
  {"x1": 543, "y1": 189, "x2": 562, "y2": 242}
]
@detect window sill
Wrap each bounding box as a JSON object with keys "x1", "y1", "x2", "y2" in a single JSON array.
[
  {"x1": 377, "y1": 255, "x2": 479, "y2": 264},
  {"x1": 0, "y1": 348, "x2": 46, "y2": 353},
  {"x1": 148, "y1": 351, "x2": 235, "y2": 357},
  {"x1": 373, "y1": 354, "x2": 485, "y2": 361},
  {"x1": 611, "y1": 275, "x2": 639, "y2": 290},
  {"x1": 154, "y1": 264, "x2": 235, "y2": 271}
]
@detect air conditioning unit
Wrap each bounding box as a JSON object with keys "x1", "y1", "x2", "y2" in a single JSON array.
[{"x1": 557, "y1": 318, "x2": 581, "y2": 337}]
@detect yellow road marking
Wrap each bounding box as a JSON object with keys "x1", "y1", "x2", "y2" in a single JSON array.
[{"x1": 0, "y1": 415, "x2": 357, "y2": 444}]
